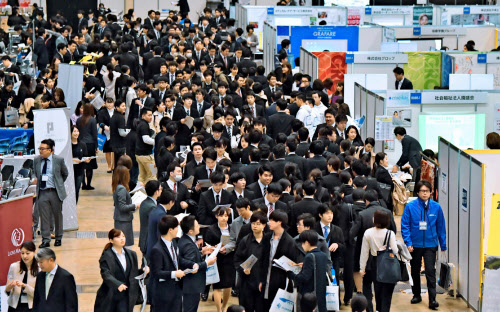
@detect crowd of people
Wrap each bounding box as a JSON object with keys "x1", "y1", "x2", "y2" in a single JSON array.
[{"x1": 2, "y1": 3, "x2": 449, "y2": 312}]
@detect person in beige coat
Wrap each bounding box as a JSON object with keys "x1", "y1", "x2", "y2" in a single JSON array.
[{"x1": 5, "y1": 241, "x2": 39, "y2": 311}]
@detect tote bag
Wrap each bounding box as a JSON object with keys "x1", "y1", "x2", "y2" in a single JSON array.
[
  {"x1": 206, "y1": 262, "x2": 220, "y2": 285},
  {"x1": 376, "y1": 231, "x2": 401, "y2": 284},
  {"x1": 326, "y1": 274, "x2": 340, "y2": 311},
  {"x1": 269, "y1": 279, "x2": 295, "y2": 312}
]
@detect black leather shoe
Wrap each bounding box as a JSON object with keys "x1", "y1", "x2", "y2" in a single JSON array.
[
  {"x1": 39, "y1": 242, "x2": 50, "y2": 248},
  {"x1": 411, "y1": 296, "x2": 422, "y2": 304},
  {"x1": 429, "y1": 300, "x2": 439, "y2": 310},
  {"x1": 54, "y1": 239, "x2": 62, "y2": 246},
  {"x1": 201, "y1": 293, "x2": 208, "y2": 301},
  {"x1": 87, "y1": 186, "x2": 95, "y2": 190},
  {"x1": 231, "y1": 289, "x2": 239, "y2": 297}
]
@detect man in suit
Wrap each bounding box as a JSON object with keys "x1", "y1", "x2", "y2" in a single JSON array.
[
  {"x1": 295, "y1": 127, "x2": 310, "y2": 157},
  {"x1": 230, "y1": 172, "x2": 256, "y2": 204},
  {"x1": 247, "y1": 164, "x2": 273, "y2": 199},
  {"x1": 237, "y1": 54, "x2": 257, "y2": 73},
  {"x1": 75, "y1": 10, "x2": 88, "y2": 32},
  {"x1": 226, "y1": 197, "x2": 253, "y2": 253},
  {"x1": 350, "y1": 190, "x2": 396, "y2": 312},
  {"x1": 178, "y1": 215, "x2": 217, "y2": 312},
  {"x1": 85, "y1": 64, "x2": 102, "y2": 93},
  {"x1": 127, "y1": 84, "x2": 155, "y2": 128},
  {"x1": 334, "y1": 114, "x2": 348, "y2": 144},
  {"x1": 34, "y1": 139, "x2": 68, "y2": 248},
  {"x1": 322, "y1": 155, "x2": 343, "y2": 194},
  {"x1": 2, "y1": 55, "x2": 21, "y2": 80},
  {"x1": 194, "y1": 89, "x2": 210, "y2": 117},
  {"x1": 221, "y1": 110, "x2": 239, "y2": 141},
  {"x1": 260, "y1": 210, "x2": 299, "y2": 311},
  {"x1": 153, "y1": 64, "x2": 169, "y2": 85},
  {"x1": 285, "y1": 137, "x2": 306, "y2": 180},
  {"x1": 184, "y1": 142, "x2": 204, "y2": 179},
  {"x1": 146, "y1": 189, "x2": 176, "y2": 259},
  {"x1": 245, "y1": 92, "x2": 265, "y2": 118},
  {"x1": 138, "y1": 180, "x2": 162, "y2": 255},
  {"x1": 393, "y1": 126, "x2": 422, "y2": 172},
  {"x1": 270, "y1": 144, "x2": 288, "y2": 182},
  {"x1": 33, "y1": 248, "x2": 78, "y2": 311},
  {"x1": 289, "y1": 180, "x2": 322, "y2": 236},
  {"x1": 263, "y1": 73, "x2": 282, "y2": 103},
  {"x1": 192, "y1": 148, "x2": 218, "y2": 196},
  {"x1": 394, "y1": 66, "x2": 413, "y2": 90},
  {"x1": 197, "y1": 172, "x2": 233, "y2": 225},
  {"x1": 172, "y1": 93, "x2": 199, "y2": 148},
  {"x1": 240, "y1": 148, "x2": 261, "y2": 185},
  {"x1": 97, "y1": 18, "x2": 112, "y2": 39},
  {"x1": 303, "y1": 140, "x2": 327, "y2": 177},
  {"x1": 151, "y1": 77, "x2": 169, "y2": 105},
  {"x1": 163, "y1": 162, "x2": 194, "y2": 216},
  {"x1": 145, "y1": 46, "x2": 166, "y2": 81},
  {"x1": 150, "y1": 215, "x2": 188, "y2": 312},
  {"x1": 252, "y1": 182, "x2": 289, "y2": 218},
  {"x1": 34, "y1": 29, "x2": 49, "y2": 70},
  {"x1": 119, "y1": 43, "x2": 140, "y2": 79},
  {"x1": 313, "y1": 108, "x2": 336, "y2": 141},
  {"x1": 267, "y1": 99, "x2": 294, "y2": 138}
]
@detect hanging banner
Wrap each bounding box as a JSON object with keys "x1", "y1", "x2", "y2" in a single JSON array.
[
  {"x1": 413, "y1": 26, "x2": 467, "y2": 36},
  {"x1": 467, "y1": 6, "x2": 500, "y2": 15},
  {"x1": 345, "y1": 53, "x2": 408, "y2": 64},
  {"x1": 347, "y1": 7, "x2": 363, "y2": 25},
  {"x1": 413, "y1": 6, "x2": 433, "y2": 25},
  {"x1": 33, "y1": 108, "x2": 78, "y2": 230},
  {"x1": 409, "y1": 91, "x2": 488, "y2": 104},
  {"x1": 372, "y1": 6, "x2": 412, "y2": 15}
]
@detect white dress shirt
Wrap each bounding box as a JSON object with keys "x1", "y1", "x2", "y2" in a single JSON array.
[{"x1": 111, "y1": 247, "x2": 127, "y2": 271}]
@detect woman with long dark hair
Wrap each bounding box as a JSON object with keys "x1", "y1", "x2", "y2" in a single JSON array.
[
  {"x1": 331, "y1": 80, "x2": 344, "y2": 104},
  {"x1": 281, "y1": 63, "x2": 294, "y2": 96},
  {"x1": 76, "y1": 103, "x2": 98, "y2": 190},
  {"x1": 346, "y1": 125, "x2": 364, "y2": 147},
  {"x1": 308, "y1": 169, "x2": 330, "y2": 203},
  {"x1": 5, "y1": 241, "x2": 38, "y2": 311},
  {"x1": 372, "y1": 152, "x2": 394, "y2": 212},
  {"x1": 94, "y1": 229, "x2": 148, "y2": 312},
  {"x1": 71, "y1": 125, "x2": 90, "y2": 203},
  {"x1": 97, "y1": 98, "x2": 115, "y2": 173},
  {"x1": 112, "y1": 166, "x2": 139, "y2": 247}
]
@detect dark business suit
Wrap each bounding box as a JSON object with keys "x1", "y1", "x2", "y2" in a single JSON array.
[
  {"x1": 150, "y1": 239, "x2": 185, "y2": 311},
  {"x1": 163, "y1": 181, "x2": 194, "y2": 216},
  {"x1": 178, "y1": 234, "x2": 208, "y2": 312},
  {"x1": 94, "y1": 248, "x2": 141, "y2": 312},
  {"x1": 269, "y1": 159, "x2": 288, "y2": 182},
  {"x1": 151, "y1": 88, "x2": 168, "y2": 105},
  {"x1": 260, "y1": 231, "x2": 299, "y2": 310},
  {"x1": 127, "y1": 97, "x2": 155, "y2": 128},
  {"x1": 172, "y1": 106, "x2": 199, "y2": 147},
  {"x1": 284, "y1": 153, "x2": 305, "y2": 180},
  {"x1": 246, "y1": 181, "x2": 266, "y2": 199},
  {"x1": 138, "y1": 197, "x2": 157, "y2": 255},
  {"x1": 34, "y1": 36, "x2": 49, "y2": 69},
  {"x1": 267, "y1": 112, "x2": 294, "y2": 138},
  {"x1": 395, "y1": 77, "x2": 413, "y2": 90},
  {"x1": 145, "y1": 56, "x2": 167, "y2": 81},
  {"x1": 314, "y1": 222, "x2": 345, "y2": 285},
  {"x1": 252, "y1": 197, "x2": 289, "y2": 217},
  {"x1": 295, "y1": 142, "x2": 309, "y2": 157},
  {"x1": 184, "y1": 159, "x2": 203, "y2": 179},
  {"x1": 240, "y1": 162, "x2": 260, "y2": 185},
  {"x1": 33, "y1": 266, "x2": 78, "y2": 312},
  {"x1": 197, "y1": 189, "x2": 233, "y2": 225},
  {"x1": 289, "y1": 197, "x2": 322, "y2": 236},
  {"x1": 396, "y1": 134, "x2": 422, "y2": 169},
  {"x1": 146, "y1": 205, "x2": 167, "y2": 259},
  {"x1": 322, "y1": 172, "x2": 342, "y2": 194},
  {"x1": 120, "y1": 52, "x2": 140, "y2": 79},
  {"x1": 303, "y1": 155, "x2": 327, "y2": 177}
]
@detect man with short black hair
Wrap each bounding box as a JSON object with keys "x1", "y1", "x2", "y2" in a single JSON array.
[
  {"x1": 197, "y1": 171, "x2": 233, "y2": 225},
  {"x1": 267, "y1": 99, "x2": 294, "y2": 138},
  {"x1": 146, "y1": 189, "x2": 176, "y2": 258},
  {"x1": 247, "y1": 164, "x2": 273, "y2": 199},
  {"x1": 135, "y1": 108, "x2": 156, "y2": 184},
  {"x1": 252, "y1": 182, "x2": 288, "y2": 218},
  {"x1": 393, "y1": 66, "x2": 413, "y2": 90},
  {"x1": 138, "y1": 180, "x2": 162, "y2": 255},
  {"x1": 393, "y1": 126, "x2": 422, "y2": 173},
  {"x1": 289, "y1": 180, "x2": 321, "y2": 237}
]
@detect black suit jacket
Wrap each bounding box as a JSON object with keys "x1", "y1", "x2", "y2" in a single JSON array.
[
  {"x1": 127, "y1": 97, "x2": 156, "y2": 128},
  {"x1": 221, "y1": 124, "x2": 239, "y2": 140},
  {"x1": 238, "y1": 58, "x2": 257, "y2": 72},
  {"x1": 397, "y1": 135, "x2": 422, "y2": 169},
  {"x1": 267, "y1": 112, "x2": 294, "y2": 138},
  {"x1": 33, "y1": 266, "x2": 78, "y2": 312},
  {"x1": 145, "y1": 56, "x2": 167, "y2": 81},
  {"x1": 120, "y1": 52, "x2": 140, "y2": 79},
  {"x1": 163, "y1": 180, "x2": 194, "y2": 216},
  {"x1": 151, "y1": 88, "x2": 169, "y2": 105},
  {"x1": 172, "y1": 106, "x2": 200, "y2": 145},
  {"x1": 263, "y1": 86, "x2": 282, "y2": 103},
  {"x1": 240, "y1": 162, "x2": 260, "y2": 185},
  {"x1": 252, "y1": 197, "x2": 289, "y2": 216},
  {"x1": 178, "y1": 234, "x2": 208, "y2": 294},
  {"x1": 322, "y1": 172, "x2": 342, "y2": 194},
  {"x1": 395, "y1": 77, "x2": 413, "y2": 90},
  {"x1": 270, "y1": 159, "x2": 288, "y2": 182},
  {"x1": 34, "y1": 37, "x2": 49, "y2": 67},
  {"x1": 284, "y1": 153, "x2": 305, "y2": 180},
  {"x1": 197, "y1": 189, "x2": 233, "y2": 225},
  {"x1": 150, "y1": 239, "x2": 185, "y2": 306},
  {"x1": 184, "y1": 159, "x2": 203, "y2": 179},
  {"x1": 245, "y1": 104, "x2": 265, "y2": 118},
  {"x1": 296, "y1": 142, "x2": 309, "y2": 157},
  {"x1": 303, "y1": 155, "x2": 327, "y2": 177},
  {"x1": 289, "y1": 198, "x2": 322, "y2": 236},
  {"x1": 313, "y1": 222, "x2": 345, "y2": 275},
  {"x1": 246, "y1": 181, "x2": 266, "y2": 199}
]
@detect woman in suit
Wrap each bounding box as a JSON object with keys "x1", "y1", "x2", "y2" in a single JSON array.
[
  {"x1": 71, "y1": 125, "x2": 90, "y2": 203},
  {"x1": 346, "y1": 125, "x2": 364, "y2": 147},
  {"x1": 372, "y1": 152, "x2": 394, "y2": 212},
  {"x1": 95, "y1": 229, "x2": 149, "y2": 312},
  {"x1": 76, "y1": 103, "x2": 98, "y2": 189},
  {"x1": 112, "y1": 165, "x2": 140, "y2": 247},
  {"x1": 5, "y1": 241, "x2": 38, "y2": 311},
  {"x1": 97, "y1": 98, "x2": 115, "y2": 173},
  {"x1": 204, "y1": 207, "x2": 235, "y2": 312}
]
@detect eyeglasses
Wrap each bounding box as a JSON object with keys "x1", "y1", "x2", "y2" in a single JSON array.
[
  {"x1": 418, "y1": 189, "x2": 431, "y2": 194},
  {"x1": 38, "y1": 147, "x2": 50, "y2": 151}
]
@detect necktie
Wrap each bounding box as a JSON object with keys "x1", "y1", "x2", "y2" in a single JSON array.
[
  {"x1": 324, "y1": 225, "x2": 330, "y2": 244},
  {"x1": 170, "y1": 243, "x2": 178, "y2": 269},
  {"x1": 238, "y1": 195, "x2": 243, "y2": 199},
  {"x1": 269, "y1": 203, "x2": 274, "y2": 215},
  {"x1": 186, "y1": 109, "x2": 190, "y2": 117},
  {"x1": 198, "y1": 103, "x2": 202, "y2": 114},
  {"x1": 227, "y1": 126, "x2": 232, "y2": 138},
  {"x1": 271, "y1": 87, "x2": 275, "y2": 93},
  {"x1": 168, "y1": 109, "x2": 172, "y2": 117},
  {"x1": 224, "y1": 57, "x2": 227, "y2": 68},
  {"x1": 263, "y1": 186, "x2": 267, "y2": 196},
  {"x1": 173, "y1": 182, "x2": 177, "y2": 193},
  {"x1": 237, "y1": 58, "x2": 240, "y2": 63},
  {"x1": 250, "y1": 105, "x2": 255, "y2": 117},
  {"x1": 197, "y1": 51, "x2": 200, "y2": 60},
  {"x1": 160, "y1": 91, "x2": 164, "y2": 100},
  {"x1": 41, "y1": 158, "x2": 48, "y2": 189},
  {"x1": 171, "y1": 74, "x2": 174, "y2": 84},
  {"x1": 215, "y1": 194, "x2": 220, "y2": 206},
  {"x1": 209, "y1": 168, "x2": 213, "y2": 176},
  {"x1": 45, "y1": 272, "x2": 53, "y2": 299}
]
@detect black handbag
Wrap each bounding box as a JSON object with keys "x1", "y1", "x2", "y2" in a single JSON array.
[
  {"x1": 400, "y1": 260, "x2": 409, "y2": 282},
  {"x1": 438, "y1": 262, "x2": 452, "y2": 289},
  {"x1": 376, "y1": 231, "x2": 401, "y2": 284}
]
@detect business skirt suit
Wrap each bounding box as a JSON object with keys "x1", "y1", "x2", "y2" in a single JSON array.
[
  {"x1": 113, "y1": 184, "x2": 136, "y2": 246},
  {"x1": 6, "y1": 261, "x2": 37, "y2": 311},
  {"x1": 204, "y1": 223, "x2": 236, "y2": 289}
]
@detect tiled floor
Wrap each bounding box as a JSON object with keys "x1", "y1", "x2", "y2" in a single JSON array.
[{"x1": 39, "y1": 157, "x2": 473, "y2": 311}]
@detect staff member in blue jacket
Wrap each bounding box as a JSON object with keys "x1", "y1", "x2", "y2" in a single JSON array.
[{"x1": 401, "y1": 180, "x2": 446, "y2": 310}]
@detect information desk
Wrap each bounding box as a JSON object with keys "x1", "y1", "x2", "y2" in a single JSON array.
[{"x1": 0, "y1": 195, "x2": 34, "y2": 285}]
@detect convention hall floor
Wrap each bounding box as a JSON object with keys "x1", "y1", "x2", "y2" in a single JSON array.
[{"x1": 35, "y1": 159, "x2": 473, "y2": 311}]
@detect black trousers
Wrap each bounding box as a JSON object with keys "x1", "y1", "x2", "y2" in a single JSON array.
[
  {"x1": 183, "y1": 293, "x2": 201, "y2": 312},
  {"x1": 239, "y1": 283, "x2": 263, "y2": 312},
  {"x1": 343, "y1": 246, "x2": 355, "y2": 303},
  {"x1": 112, "y1": 147, "x2": 126, "y2": 168},
  {"x1": 410, "y1": 247, "x2": 438, "y2": 301},
  {"x1": 363, "y1": 256, "x2": 396, "y2": 312}
]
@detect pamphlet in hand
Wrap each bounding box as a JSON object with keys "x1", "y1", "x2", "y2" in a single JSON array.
[
  {"x1": 212, "y1": 204, "x2": 232, "y2": 212},
  {"x1": 181, "y1": 176, "x2": 194, "y2": 189},
  {"x1": 183, "y1": 267, "x2": 196, "y2": 274},
  {"x1": 132, "y1": 191, "x2": 148, "y2": 205},
  {"x1": 208, "y1": 242, "x2": 222, "y2": 259},
  {"x1": 273, "y1": 256, "x2": 301, "y2": 274},
  {"x1": 221, "y1": 235, "x2": 230, "y2": 246},
  {"x1": 198, "y1": 179, "x2": 212, "y2": 188},
  {"x1": 184, "y1": 116, "x2": 194, "y2": 129},
  {"x1": 240, "y1": 255, "x2": 258, "y2": 270},
  {"x1": 175, "y1": 213, "x2": 190, "y2": 222},
  {"x1": 130, "y1": 184, "x2": 145, "y2": 195}
]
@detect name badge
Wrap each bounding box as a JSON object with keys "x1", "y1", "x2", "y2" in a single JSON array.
[
  {"x1": 419, "y1": 221, "x2": 427, "y2": 231},
  {"x1": 42, "y1": 174, "x2": 49, "y2": 182}
]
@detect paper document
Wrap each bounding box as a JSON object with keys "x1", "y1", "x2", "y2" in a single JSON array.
[
  {"x1": 82, "y1": 156, "x2": 97, "y2": 161},
  {"x1": 132, "y1": 191, "x2": 148, "y2": 205},
  {"x1": 240, "y1": 255, "x2": 258, "y2": 270},
  {"x1": 149, "y1": 163, "x2": 158, "y2": 177},
  {"x1": 181, "y1": 176, "x2": 194, "y2": 189},
  {"x1": 135, "y1": 258, "x2": 148, "y2": 312},
  {"x1": 130, "y1": 184, "x2": 145, "y2": 195},
  {"x1": 221, "y1": 235, "x2": 230, "y2": 246},
  {"x1": 208, "y1": 242, "x2": 222, "y2": 259},
  {"x1": 175, "y1": 213, "x2": 190, "y2": 222},
  {"x1": 198, "y1": 179, "x2": 212, "y2": 188},
  {"x1": 212, "y1": 204, "x2": 232, "y2": 212},
  {"x1": 184, "y1": 116, "x2": 194, "y2": 129},
  {"x1": 273, "y1": 256, "x2": 301, "y2": 274},
  {"x1": 225, "y1": 184, "x2": 234, "y2": 192}
]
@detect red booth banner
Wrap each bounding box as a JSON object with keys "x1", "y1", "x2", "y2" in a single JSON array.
[
  {"x1": 0, "y1": 195, "x2": 33, "y2": 285},
  {"x1": 19, "y1": 0, "x2": 30, "y2": 7},
  {"x1": 312, "y1": 52, "x2": 347, "y2": 93}
]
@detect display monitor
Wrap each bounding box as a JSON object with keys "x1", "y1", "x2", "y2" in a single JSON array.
[{"x1": 418, "y1": 114, "x2": 485, "y2": 151}]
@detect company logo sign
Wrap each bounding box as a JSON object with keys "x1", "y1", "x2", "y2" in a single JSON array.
[
  {"x1": 11, "y1": 228, "x2": 25, "y2": 247},
  {"x1": 410, "y1": 93, "x2": 422, "y2": 104}
]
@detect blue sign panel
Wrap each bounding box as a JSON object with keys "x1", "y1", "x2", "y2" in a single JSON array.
[
  {"x1": 413, "y1": 27, "x2": 421, "y2": 36},
  {"x1": 464, "y1": 7, "x2": 470, "y2": 14},
  {"x1": 345, "y1": 54, "x2": 354, "y2": 63},
  {"x1": 365, "y1": 8, "x2": 372, "y2": 15},
  {"x1": 410, "y1": 92, "x2": 422, "y2": 104},
  {"x1": 478, "y1": 54, "x2": 487, "y2": 63},
  {"x1": 267, "y1": 8, "x2": 274, "y2": 15}
]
